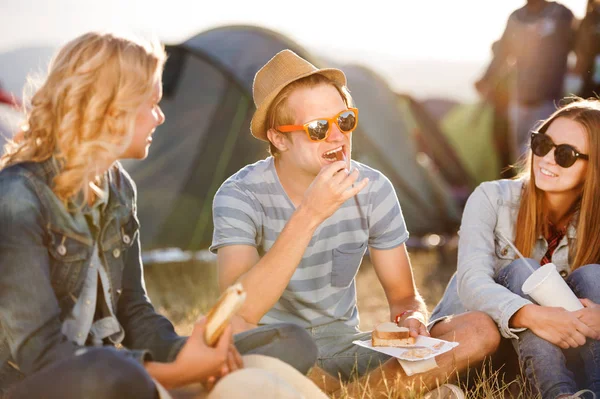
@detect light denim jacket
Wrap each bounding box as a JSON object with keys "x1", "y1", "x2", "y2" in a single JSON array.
[
  {"x1": 0, "y1": 158, "x2": 185, "y2": 389},
  {"x1": 457, "y1": 179, "x2": 576, "y2": 339}
]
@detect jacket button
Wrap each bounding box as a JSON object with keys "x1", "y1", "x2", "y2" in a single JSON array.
[
  {"x1": 57, "y1": 245, "x2": 67, "y2": 256},
  {"x1": 116, "y1": 289, "x2": 123, "y2": 295},
  {"x1": 559, "y1": 270, "x2": 568, "y2": 278},
  {"x1": 112, "y1": 248, "x2": 121, "y2": 258},
  {"x1": 501, "y1": 247, "x2": 508, "y2": 256},
  {"x1": 122, "y1": 234, "x2": 131, "y2": 245}
]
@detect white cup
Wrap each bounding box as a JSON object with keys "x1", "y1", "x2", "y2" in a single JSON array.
[{"x1": 521, "y1": 263, "x2": 583, "y2": 311}]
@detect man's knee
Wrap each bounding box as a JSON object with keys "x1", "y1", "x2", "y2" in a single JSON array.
[
  {"x1": 236, "y1": 323, "x2": 317, "y2": 375},
  {"x1": 83, "y1": 348, "x2": 157, "y2": 399},
  {"x1": 274, "y1": 324, "x2": 318, "y2": 375},
  {"x1": 455, "y1": 312, "x2": 501, "y2": 358},
  {"x1": 470, "y1": 312, "x2": 501, "y2": 354}
]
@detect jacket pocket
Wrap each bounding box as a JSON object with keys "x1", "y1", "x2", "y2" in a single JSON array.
[
  {"x1": 47, "y1": 228, "x2": 92, "y2": 292},
  {"x1": 331, "y1": 242, "x2": 367, "y2": 288},
  {"x1": 102, "y1": 214, "x2": 139, "y2": 303}
]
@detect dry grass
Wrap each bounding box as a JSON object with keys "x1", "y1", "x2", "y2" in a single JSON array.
[{"x1": 144, "y1": 246, "x2": 529, "y2": 398}]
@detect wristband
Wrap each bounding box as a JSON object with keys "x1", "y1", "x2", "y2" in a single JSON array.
[{"x1": 395, "y1": 310, "x2": 415, "y2": 324}]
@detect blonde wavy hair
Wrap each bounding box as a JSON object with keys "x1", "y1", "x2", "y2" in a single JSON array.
[
  {"x1": 0, "y1": 32, "x2": 166, "y2": 203},
  {"x1": 514, "y1": 98, "x2": 600, "y2": 270}
]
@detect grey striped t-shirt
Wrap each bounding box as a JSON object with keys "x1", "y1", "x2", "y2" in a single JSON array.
[{"x1": 210, "y1": 157, "x2": 408, "y2": 328}]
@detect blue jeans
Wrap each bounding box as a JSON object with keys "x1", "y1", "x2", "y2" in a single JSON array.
[
  {"x1": 6, "y1": 323, "x2": 317, "y2": 398},
  {"x1": 497, "y1": 259, "x2": 600, "y2": 399}
]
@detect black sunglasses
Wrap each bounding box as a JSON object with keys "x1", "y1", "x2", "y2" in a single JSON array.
[{"x1": 530, "y1": 132, "x2": 589, "y2": 168}]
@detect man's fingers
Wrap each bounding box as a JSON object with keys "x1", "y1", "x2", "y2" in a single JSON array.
[
  {"x1": 339, "y1": 168, "x2": 360, "y2": 186},
  {"x1": 320, "y1": 160, "x2": 348, "y2": 178},
  {"x1": 341, "y1": 177, "x2": 369, "y2": 200}
]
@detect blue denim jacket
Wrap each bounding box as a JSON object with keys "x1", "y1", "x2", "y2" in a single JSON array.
[
  {"x1": 0, "y1": 158, "x2": 185, "y2": 387},
  {"x1": 457, "y1": 179, "x2": 576, "y2": 339}
]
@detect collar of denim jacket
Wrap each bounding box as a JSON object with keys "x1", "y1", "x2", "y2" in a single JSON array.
[{"x1": 25, "y1": 157, "x2": 131, "y2": 215}]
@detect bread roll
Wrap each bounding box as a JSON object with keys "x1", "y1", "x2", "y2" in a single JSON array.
[{"x1": 204, "y1": 283, "x2": 246, "y2": 346}]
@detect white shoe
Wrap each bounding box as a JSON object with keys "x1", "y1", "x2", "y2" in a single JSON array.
[
  {"x1": 423, "y1": 383, "x2": 465, "y2": 399},
  {"x1": 562, "y1": 390, "x2": 597, "y2": 399}
]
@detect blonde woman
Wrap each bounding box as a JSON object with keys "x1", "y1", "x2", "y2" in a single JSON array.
[
  {"x1": 431, "y1": 99, "x2": 600, "y2": 398},
  {"x1": 0, "y1": 32, "x2": 323, "y2": 399}
]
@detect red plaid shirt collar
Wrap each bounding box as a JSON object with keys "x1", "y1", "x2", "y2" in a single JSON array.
[{"x1": 541, "y1": 221, "x2": 567, "y2": 265}]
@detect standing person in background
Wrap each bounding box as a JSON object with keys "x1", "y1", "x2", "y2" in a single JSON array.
[
  {"x1": 0, "y1": 31, "x2": 323, "y2": 399},
  {"x1": 574, "y1": 0, "x2": 600, "y2": 99},
  {"x1": 475, "y1": 0, "x2": 575, "y2": 163}
]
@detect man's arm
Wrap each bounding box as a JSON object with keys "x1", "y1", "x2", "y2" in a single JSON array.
[
  {"x1": 217, "y1": 205, "x2": 321, "y2": 325},
  {"x1": 216, "y1": 161, "x2": 369, "y2": 324},
  {"x1": 370, "y1": 244, "x2": 428, "y2": 337}
]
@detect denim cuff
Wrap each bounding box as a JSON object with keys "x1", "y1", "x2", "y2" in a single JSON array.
[
  {"x1": 499, "y1": 297, "x2": 531, "y2": 339},
  {"x1": 166, "y1": 337, "x2": 187, "y2": 363},
  {"x1": 127, "y1": 349, "x2": 153, "y2": 365}
]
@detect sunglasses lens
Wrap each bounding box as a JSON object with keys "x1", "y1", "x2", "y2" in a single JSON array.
[
  {"x1": 554, "y1": 145, "x2": 577, "y2": 168},
  {"x1": 306, "y1": 120, "x2": 329, "y2": 141},
  {"x1": 337, "y1": 110, "x2": 357, "y2": 132},
  {"x1": 531, "y1": 134, "x2": 553, "y2": 157}
]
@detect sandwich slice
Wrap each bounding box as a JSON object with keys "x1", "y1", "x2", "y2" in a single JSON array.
[
  {"x1": 204, "y1": 283, "x2": 246, "y2": 346},
  {"x1": 371, "y1": 321, "x2": 416, "y2": 347}
]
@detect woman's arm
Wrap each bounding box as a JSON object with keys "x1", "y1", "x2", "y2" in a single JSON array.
[
  {"x1": 116, "y1": 233, "x2": 187, "y2": 362},
  {"x1": 456, "y1": 183, "x2": 531, "y2": 339},
  {"x1": 114, "y1": 168, "x2": 187, "y2": 361}
]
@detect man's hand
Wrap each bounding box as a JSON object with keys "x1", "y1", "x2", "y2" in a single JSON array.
[
  {"x1": 513, "y1": 304, "x2": 596, "y2": 349},
  {"x1": 573, "y1": 299, "x2": 600, "y2": 340},
  {"x1": 300, "y1": 160, "x2": 368, "y2": 224},
  {"x1": 397, "y1": 311, "x2": 429, "y2": 338}
]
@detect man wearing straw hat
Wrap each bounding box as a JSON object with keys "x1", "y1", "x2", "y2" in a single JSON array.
[{"x1": 210, "y1": 50, "x2": 500, "y2": 396}]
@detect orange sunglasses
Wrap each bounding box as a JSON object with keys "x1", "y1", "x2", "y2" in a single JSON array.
[{"x1": 277, "y1": 108, "x2": 359, "y2": 142}]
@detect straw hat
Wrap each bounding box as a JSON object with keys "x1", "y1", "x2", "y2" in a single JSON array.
[{"x1": 250, "y1": 49, "x2": 347, "y2": 141}]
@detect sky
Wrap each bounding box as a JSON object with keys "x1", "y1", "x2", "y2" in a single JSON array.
[
  {"x1": 0, "y1": 0, "x2": 589, "y2": 101},
  {"x1": 0, "y1": 0, "x2": 588, "y2": 61}
]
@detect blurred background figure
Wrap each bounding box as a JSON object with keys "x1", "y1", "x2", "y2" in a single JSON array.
[
  {"x1": 475, "y1": 0, "x2": 575, "y2": 164},
  {"x1": 573, "y1": 0, "x2": 600, "y2": 98}
]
